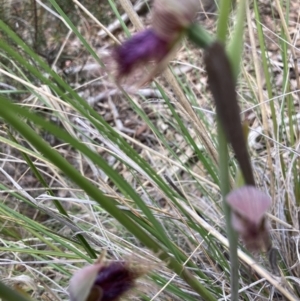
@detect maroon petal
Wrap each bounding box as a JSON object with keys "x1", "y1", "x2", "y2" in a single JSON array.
[
  {"x1": 68, "y1": 261, "x2": 142, "y2": 301},
  {"x1": 114, "y1": 29, "x2": 170, "y2": 79},
  {"x1": 236, "y1": 217, "x2": 270, "y2": 251},
  {"x1": 94, "y1": 262, "x2": 136, "y2": 301}
]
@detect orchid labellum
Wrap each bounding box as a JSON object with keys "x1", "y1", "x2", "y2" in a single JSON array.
[{"x1": 226, "y1": 185, "x2": 272, "y2": 252}]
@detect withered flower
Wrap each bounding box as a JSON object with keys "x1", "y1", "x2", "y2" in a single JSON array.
[
  {"x1": 113, "y1": 0, "x2": 199, "y2": 86},
  {"x1": 226, "y1": 186, "x2": 272, "y2": 252},
  {"x1": 68, "y1": 261, "x2": 142, "y2": 301}
]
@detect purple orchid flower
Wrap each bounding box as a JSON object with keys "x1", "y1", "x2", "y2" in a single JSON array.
[
  {"x1": 226, "y1": 185, "x2": 272, "y2": 252},
  {"x1": 114, "y1": 29, "x2": 170, "y2": 80},
  {"x1": 68, "y1": 261, "x2": 143, "y2": 301},
  {"x1": 112, "y1": 0, "x2": 199, "y2": 86}
]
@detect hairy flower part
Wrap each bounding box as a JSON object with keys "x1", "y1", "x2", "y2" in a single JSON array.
[
  {"x1": 114, "y1": 29, "x2": 170, "y2": 80},
  {"x1": 68, "y1": 261, "x2": 142, "y2": 301},
  {"x1": 112, "y1": 0, "x2": 199, "y2": 87},
  {"x1": 226, "y1": 185, "x2": 272, "y2": 251},
  {"x1": 152, "y1": 0, "x2": 200, "y2": 41}
]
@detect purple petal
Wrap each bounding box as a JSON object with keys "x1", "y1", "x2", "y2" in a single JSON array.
[
  {"x1": 114, "y1": 29, "x2": 169, "y2": 78},
  {"x1": 226, "y1": 186, "x2": 271, "y2": 225}
]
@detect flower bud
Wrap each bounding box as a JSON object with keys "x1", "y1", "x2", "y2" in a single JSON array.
[{"x1": 226, "y1": 186, "x2": 272, "y2": 251}]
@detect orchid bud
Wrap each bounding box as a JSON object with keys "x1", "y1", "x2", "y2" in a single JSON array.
[
  {"x1": 68, "y1": 261, "x2": 142, "y2": 301},
  {"x1": 226, "y1": 186, "x2": 272, "y2": 252}
]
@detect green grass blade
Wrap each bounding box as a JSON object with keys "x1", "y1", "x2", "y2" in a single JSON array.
[
  {"x1": 0, "y1": 95, "x2": 217, "y2": 301},
  {"x1": 0, "y1": 281, "x2": 36, "y2": 301}
]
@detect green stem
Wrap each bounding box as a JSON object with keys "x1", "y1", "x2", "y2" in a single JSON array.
[
  {"x1": 0, "y1": 281, "x2": 34, "y2": 301},
  {"x1": 187, "y1": 23, "x2": 214, "y2": 49},
  {"x1": 216, "y1": 0, "x2": 234, "y2": 42},
  {"x1": 204, "y1": 42, "x2": 242, "y2": 301},
  {"x1": 218, "y1": 122, "x2": 239, "y2": 301},
  {"x1": 227, "y1": 0, "x2": 247, "y2": 79},
  {"x1": 188, "y1": 15, "x2": 246, "y2": 299}
]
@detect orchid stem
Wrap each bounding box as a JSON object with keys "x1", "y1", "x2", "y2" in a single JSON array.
[
  {"x1": 218, "y1": 122, "x2": 239, "y2": 301},
  {"x1": 187, "y1": 23, "x2": 214, "y2": 48},
  {"x1": 188, "y1": 13, "x2": 241, "y2": 300}
]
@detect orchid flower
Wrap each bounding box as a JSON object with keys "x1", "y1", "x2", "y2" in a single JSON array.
[
  {"x1": 68, "y1": 261, "x2": 143, "y2": 301},
  {"x1": 113, "y1": 0, "x2": 199, "y2": 87},
  {"x1": 226, "y1": 186, "x2": 272, "y2": 252}
]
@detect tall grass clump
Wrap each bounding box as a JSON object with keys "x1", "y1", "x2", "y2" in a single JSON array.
[{"x1": 0, "y1": 0, "x2": 299, "y2": 300}]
